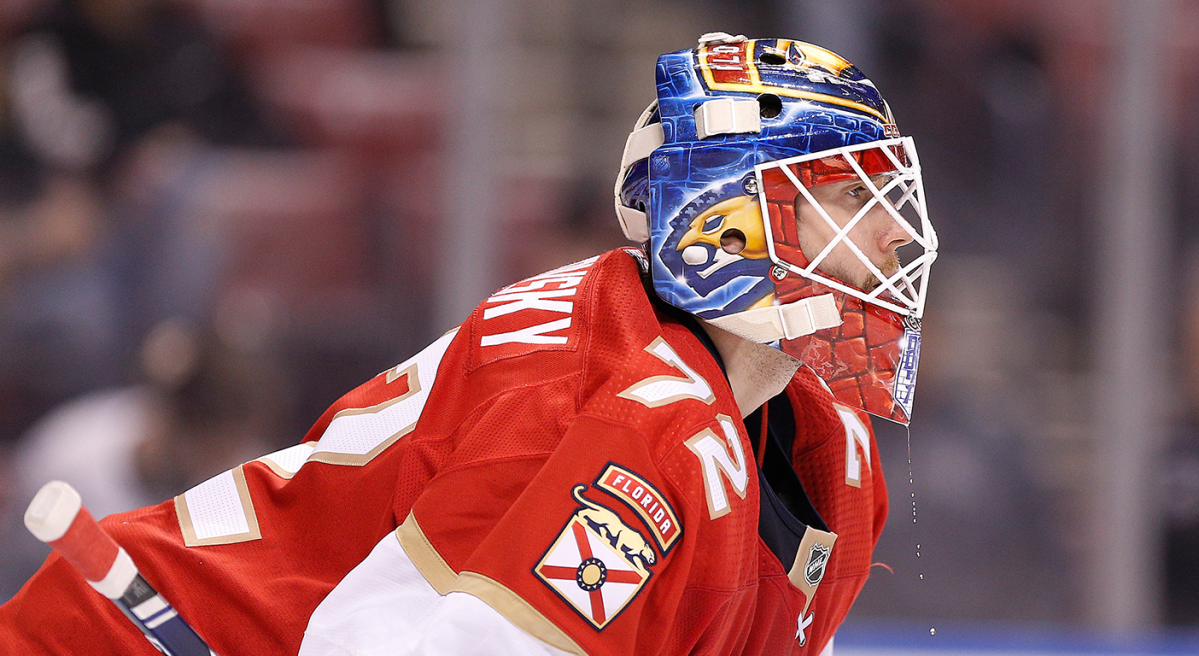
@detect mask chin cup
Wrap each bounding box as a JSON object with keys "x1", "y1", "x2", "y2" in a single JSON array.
[{"x1": 775, "y1": 291, "x2": 921, "y2": 426}]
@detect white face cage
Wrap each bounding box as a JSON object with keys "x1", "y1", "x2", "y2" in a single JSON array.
[{"x1": 754, "y1": 136, "x2": 938, "y2": 319}]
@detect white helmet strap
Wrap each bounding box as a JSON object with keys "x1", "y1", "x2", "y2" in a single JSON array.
[{"x1": 614, "y1": 101, "x2": 664, "y2": 243}]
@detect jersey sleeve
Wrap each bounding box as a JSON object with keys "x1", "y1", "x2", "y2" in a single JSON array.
[
  {"x1": 329, "y1": 411, "x2": 706, "y2": 656},
  {"x1": 0, "y1": 443, "x2": 405, "y2": 655},
  {"x1": 0, "y1": 330, "x2": 463, "y2": 655},
  {"x1": 298, "y1": 526, "x2": 575, "y2": 656}
]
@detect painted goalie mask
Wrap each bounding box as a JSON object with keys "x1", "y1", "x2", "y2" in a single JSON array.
[{"x1": 615, "y1": 33, "x2": 937, "y2": 424}]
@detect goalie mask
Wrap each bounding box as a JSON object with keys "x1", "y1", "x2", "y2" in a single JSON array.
[{"x1": 615, "y1": 34, "x2": 937, "y2": 424}]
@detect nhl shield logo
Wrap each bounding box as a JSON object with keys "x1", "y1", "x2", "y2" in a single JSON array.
[
  {"x1": 535, "y1": 485, "x2": 654, "y2": 629},
  {"x1": 804, "y1": 543, "x2": 831, "y2": 587}
]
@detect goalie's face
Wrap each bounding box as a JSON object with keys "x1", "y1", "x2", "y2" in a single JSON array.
[
  {"x1": 757, "y1": 137, "x2": 935, "y2": 321},
  {"x1": 795, "y1": 174, "x2": 913, "y2": 293}
]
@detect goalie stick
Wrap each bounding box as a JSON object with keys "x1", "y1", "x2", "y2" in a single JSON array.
[{"x1": 24, "y1": 481, "x2": 218, "y2": 656}]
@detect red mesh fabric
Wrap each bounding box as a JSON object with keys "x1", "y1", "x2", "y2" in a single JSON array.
[
  {"x1": 740, "y1": 573, "x2": 804, "y2": 655},
  {"x1": 787, "y1": 369, "x2": 888, "y2": 576},
  {"x1": 659, "y1": 585, "x2": 750, "y2": 656},
  {"x1": 442, "y1": 377, "x2": 577, "y2": 468}
]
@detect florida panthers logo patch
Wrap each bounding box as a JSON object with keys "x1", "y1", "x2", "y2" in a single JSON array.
[
  {"x1": 534, "y1": 485, "x2": 655, "y2": 629},
  {"x1": 595, "y1": 463, "x2": 681, "y2": 554}
]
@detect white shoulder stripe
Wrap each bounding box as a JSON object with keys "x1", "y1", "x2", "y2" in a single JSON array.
[
  {"x1": 309, "y1": 329, "x2": 458, "y2": 466},
  {"x1": 257, "y1": 442, "x2": 318, "y2": 479},
  {"x1": 175, "y1": 465, "x2": 261, "y2": 546}
]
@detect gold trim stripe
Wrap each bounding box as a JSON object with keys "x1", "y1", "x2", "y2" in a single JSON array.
[
  {"x1": 396, "y1": 512, "x2": 588, "y2": 656},
  {"x1": 257, "y1": 458, "x2": 294, "y2": 480},
  {"x1": 306, "y1": 425, "x2": 413, "y2": 467},
  {"x1": 395, "y1": 512, "x2": 457, "y2": 595},
  {"x1": 175, "y1": 465, "x2": 262, "y2": 547},
  {"x1": 256, "y1": 442, "x2": 318, "y2": 480},
  {"x1": 453, "y1": 572, "x2": 587, "y2": 656},
  {"x1": 385, "y1": 362, "x2": 418, "y2": 386},
  {"x1": 332, "y1": 364, "x2": 420, "y2": 420}
]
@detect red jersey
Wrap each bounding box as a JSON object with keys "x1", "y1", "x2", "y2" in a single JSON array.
[{"x1": 0, "y1": 248, "x2": 888, "y2": 655}]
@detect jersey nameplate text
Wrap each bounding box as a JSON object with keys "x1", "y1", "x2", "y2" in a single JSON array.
[{"x1": 477, "y1": 256, "x2": 599, "y2": 352}]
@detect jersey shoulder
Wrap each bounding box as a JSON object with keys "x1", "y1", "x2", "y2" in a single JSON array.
[
  {"x1": 462, "y1": 248, "x2": 654, "y2": 371},
  {"x1": 458, "y1": 248, "x2": 737, "y2": 436},
  {"x1": 786, "y1": 365, "x2": 872, "y2": 453}
]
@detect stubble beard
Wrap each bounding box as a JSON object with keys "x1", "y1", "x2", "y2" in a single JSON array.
[
  {"x1": 862, "y1": 253, "x2": 901, "y2": 291},
  {"x1": 821, "y1": 251, "x2": 900, "y2": 293}
]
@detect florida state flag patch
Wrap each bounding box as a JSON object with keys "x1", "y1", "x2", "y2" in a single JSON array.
[{"x1": 534, "y1": 485, "x2": 653, "y2": 629}]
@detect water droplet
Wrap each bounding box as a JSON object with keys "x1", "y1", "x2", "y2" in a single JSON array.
[{"x1": 930, "y1": 628, "x2": 936, "y2": 636}]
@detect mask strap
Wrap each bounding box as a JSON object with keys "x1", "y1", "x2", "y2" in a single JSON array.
[
  {"x1": 614, "y1": 101, "x2": 664, "y2": 243},
  {"x1": 706, "y1": 293, "x2": 841, "y2": 344}
]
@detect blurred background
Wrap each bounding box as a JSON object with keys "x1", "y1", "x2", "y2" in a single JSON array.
[{"x1": 0, "y1": 0, "x2": 1197, "y2": 653}]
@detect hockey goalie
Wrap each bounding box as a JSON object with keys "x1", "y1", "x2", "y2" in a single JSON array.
[{"x1": 0, "y1": 33, "x2": 936, "y2": 655}]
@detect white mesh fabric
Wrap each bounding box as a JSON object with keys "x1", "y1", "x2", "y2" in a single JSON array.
[
  {"x1": 258, "y1": 442, "x2": 317, "y2": 476},
  {"x1": 182, "y1": 470, "x2": 249, "y2": 541},
  {"x1": 311, "y1": 330, "x2": 457, "y2": 459}
]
